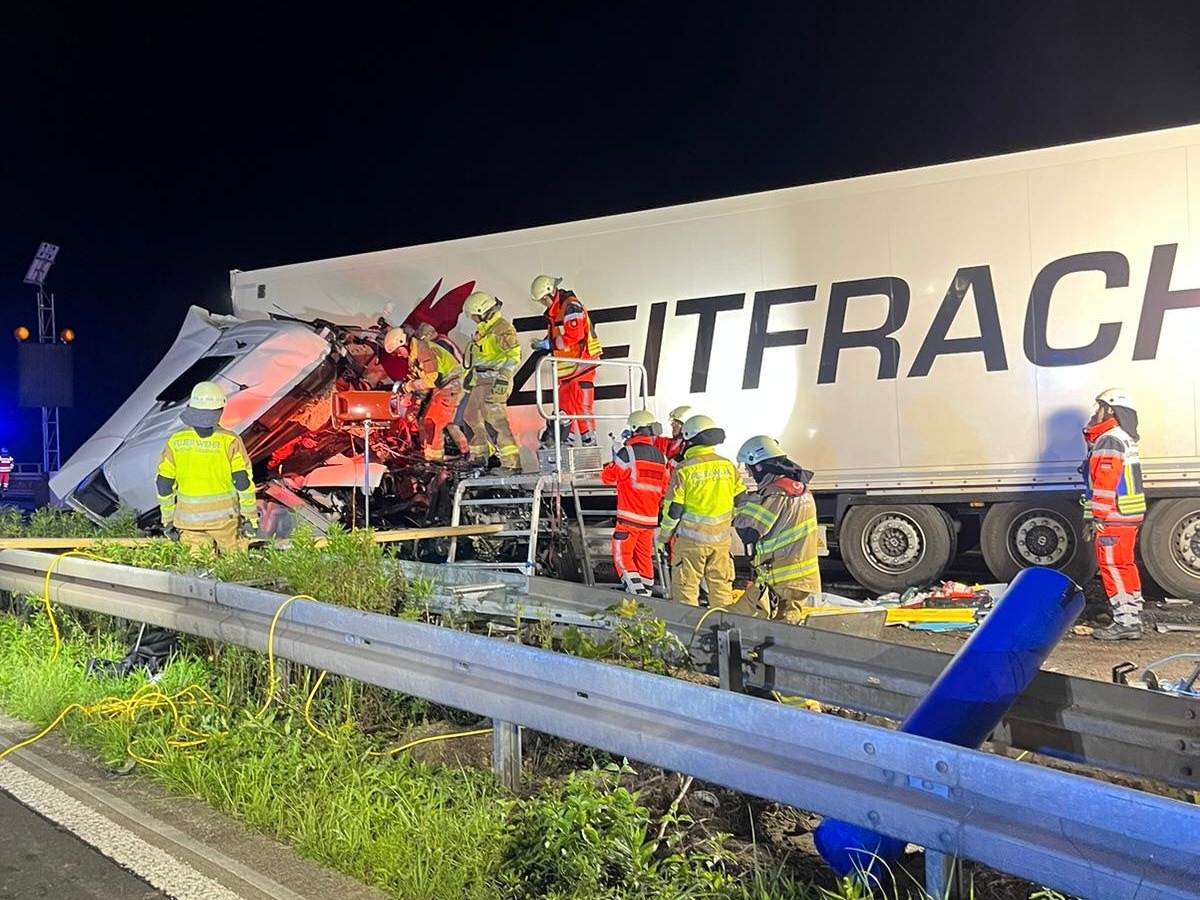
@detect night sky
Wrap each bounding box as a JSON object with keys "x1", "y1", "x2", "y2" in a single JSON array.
[{"x1": 2, "y1": 3, "x2": 1200, "y2": 467}]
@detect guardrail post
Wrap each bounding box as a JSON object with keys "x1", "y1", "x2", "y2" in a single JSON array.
[
  {"x1": 925, "y1": 850, "x2": 964, "y2": 900},
  {"x1": 492, "y1": 719, "x2": 522, "y2": 791},
  {"x1": 717, "y1": 627, "x2": 743, "y2": 693}
]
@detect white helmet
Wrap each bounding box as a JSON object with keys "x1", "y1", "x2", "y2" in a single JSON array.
[
  {"x1": 530, "y1": 274, "x2": 561, "y2": 303},
  {"x1": 189, "y1": 381, "x2": 226, "y2": 410},
  {"x1": 464, "y1": 292, "x2": 497, "y2": 318},
  {"x1": 1096, "y1": 388, "x2": 1135, "y2": 411},
  {"x1": 737, "y1": 435, "x2": 786, "y2": 466},
  {"x1": 667, "y1": 405, "x2": 692, "y2": 423},
  {"x1": 627, "y1": 410, "x2": 657, "y2": 431},
  {"x1": 382, "y1": 327, "x2": 410, "y2": 354},
  {"x1": 681, "y1": 414, "x2": 718, "y2": 440}
]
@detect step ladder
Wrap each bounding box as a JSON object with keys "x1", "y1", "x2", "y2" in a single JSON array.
[{"x1": 447, "y1": 357, "x2": 669, "y2": 595}]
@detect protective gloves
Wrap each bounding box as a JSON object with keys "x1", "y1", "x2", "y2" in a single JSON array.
[
  {"x1": 240, "y1": 520, "x2": 258, "y2": 539},
  {"x1": 162, "y1": 523, "x2": 180, "y2": 542},
  {"x1": 530, "y1": 338, "x2": 551, "y2": 351}
]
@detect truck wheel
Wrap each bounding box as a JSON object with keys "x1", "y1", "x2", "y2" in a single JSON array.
[
  {"x1": 980, "y1": 500, "x2": 1096, "y2": 586},
  {"x1": 1140, "y1": 499, "x2": 1200, "y2": 599},
  {"x1": 839, "y1": 504, "x2": 954, "y2": 594}
]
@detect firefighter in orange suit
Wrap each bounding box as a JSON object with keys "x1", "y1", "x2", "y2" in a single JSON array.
[
  {"x1": 400, "y1": 322, "x2": 471, "y2": 462},
  {"x1": 530, "y1": 275, "x2": 602, "y2": 447},
  {"x1": 1083, "y1": 388, "x2": 1146, "y2": 641},
  {"x1": 601, "y1": 410, "x2": 670, "y2": 596}
]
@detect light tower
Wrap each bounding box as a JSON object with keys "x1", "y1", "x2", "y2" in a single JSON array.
[{"x1": 21, "y1": 242, "x2": 69, "y2": 474}]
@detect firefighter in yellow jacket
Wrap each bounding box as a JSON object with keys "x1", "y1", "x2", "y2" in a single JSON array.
[
  {"x1": 461, "y1": 292, "x2": 522, "y2": 473},
  {"x1": 156, "y1": 381, "x2": 258, "y2": 554},
  {"x1": 732, "y1": 435, "x2": 821, "y2": 624},
  {"x1": 656, "y1": 415, "x2": 744, "y2": 607}
]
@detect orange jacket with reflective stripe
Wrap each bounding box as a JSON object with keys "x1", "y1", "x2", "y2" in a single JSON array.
[
  {"x1": 545, "y1": 290, "x2": 602, "y2": 380},
  {"x1": 601, "y1": 435, "x2": 670, "y2": 529}
]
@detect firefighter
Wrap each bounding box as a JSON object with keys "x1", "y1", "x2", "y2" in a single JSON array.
[
  {"x1": 530, "y1": 275, "x2": 602, "y2": 448},
  {"x1": 1083, "y1": 388, "x2": 1146, "y2": 640},
  {"x1": 656, "y1": 415, "x2": 745, "y2": 607},
  {"x1": 402, "y1": 322, "x2": 470, "y2": 462},
  {"x1": 0, "y1": 448, "x2": 13, "y2": 493},
  {"x1": 380, "y1": 325, "x2": 414, "y2": 386},
  {"x1": 461, "y1": 291, "x2": 522, "y2": 473},
  {"x1": 732, "y1": 436, "x2": 821, "y2": 624},
  {"x1": 156, "y1": 382, "x2": 258, "y2": 554},
  {"x1": 657, "y1": 405, "x2": 692, "y2": 463},
  {"x1": 601, "y1": 410, "x2": 670, "y2": 596}
]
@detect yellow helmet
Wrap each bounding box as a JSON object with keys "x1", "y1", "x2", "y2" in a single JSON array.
[
  {"x1": 627, "y1": 410, "x2": 657, "y2": 430},
  {"x1": 382, "y1": 327, "x2": 410, "y2": 354},
  {"x1": 188, "y1": 381, "x2": 226, "y2": 410},
  {"x1": 667, "y1": 405, "x2": 693, "y2": 424},
  {"x1": 464, "y1": 292, "x2": 497, "y2": 318},
  {"x1": 530, "y1": 274, "x2": 561, "y2": 303},
  {"x1": 681, "y1": 414, "x2": 717, "y2": 440}
]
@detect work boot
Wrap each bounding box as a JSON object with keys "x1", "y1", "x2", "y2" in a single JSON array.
[
  {"x1": 1092, "y1": 622, "x2": 1143, "y2": 641},
  {"x1": 581, "y1": 432, "x2": 597, "y2": 447}
]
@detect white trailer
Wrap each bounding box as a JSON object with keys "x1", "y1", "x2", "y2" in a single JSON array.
[{"x1": 56, "y1": 124, "x2": 1200, "y2": 597}]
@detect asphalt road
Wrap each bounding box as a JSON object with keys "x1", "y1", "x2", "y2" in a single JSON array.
[{"x1": 0, "y1": 789, "x2": 165, "y2": 900}]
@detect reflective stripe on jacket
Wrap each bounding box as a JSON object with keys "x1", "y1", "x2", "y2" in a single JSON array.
[
  {"x1": 732, "y1": 475, "x2": 821, "y2": 592},
  {"x1": 659, "y1": 446, "x2": 745, "y2": 544},
  {"x1": 157, "y1": 428, "x2": 257, "y2": 530},
  {"x1": 1083, "y1": 419, "x2": 1145, "y2": 525},
  {"x1": 546, "y1": 290, "x2": 602, "y2": 380},
  {"x1": 601, "y1": 435, "x2": 670, "y2": 529},
  {"x1": 466, "y1": 312, "x2": 521, "y2": 373},
  {"x1": 411, "y1": 337, "x2": 466, "y2": 390},
  {"x1": 0, "y1": 455, "x2": 13, "y2": 474}
]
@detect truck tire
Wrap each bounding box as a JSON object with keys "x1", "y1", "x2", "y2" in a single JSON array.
[
  {"x1": 839, "y1": 504, "x2": 955, "y2": 595},
  {"x1": 1140, "y1": 499, "x2": 1200, "y2": 600},
  {"x1": 980, "y1": 499, "x2": 1096, "y2": 586}
]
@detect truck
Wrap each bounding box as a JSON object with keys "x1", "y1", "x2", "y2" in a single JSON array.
[{"x1": 52, "y1": 123, "x2": 1200, "y2": 599}]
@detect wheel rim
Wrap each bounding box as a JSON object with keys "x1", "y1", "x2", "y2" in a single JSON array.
[
  {"x1": 1168, "y1": 510, "x2": 1200, "y2": 579},
  {"x1": 1009, "y1": 510, "x2": 1072, "y2": 568},
  {"x1": 861, "y1": 512, "x2": 925, "y2": 575}
]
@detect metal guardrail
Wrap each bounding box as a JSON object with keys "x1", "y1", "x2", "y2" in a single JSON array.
[
  {"x1": 492, "y1": 572, "x2": 1200, "y2": 792},
  {"x1": 0, "y1": 549, "x2": 1197, "y2": 898}
]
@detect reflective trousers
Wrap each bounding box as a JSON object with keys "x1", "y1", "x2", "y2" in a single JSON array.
[
  {"x1": 180, "y1": 516, "x2": 245, "y2": 555},
  {"x1": 461, "y1": 376, "x2": 519, "y2": 466},
  {"x1": 1095, "y1": 523, "x2": 1143, "y2": 626},
  {"x1": 613, "y1": 525, "x2": 655, "y2": 595},
  {"x1": 769, "y1": 584, "x2": 817, "y2": 625},
  {"x1": 421, "y1": 385, "x2": 468, "y2": 460},
  {"x1": 558, "y1": 373, "x2": 596, "y2": 438},
  {"x1": 671, "y1": 535, "x2": 734, "y2": 608}
]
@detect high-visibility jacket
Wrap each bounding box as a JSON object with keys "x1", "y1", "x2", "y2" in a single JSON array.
[
  {"x1": 659, "y1": 445, "x2": 745, "y2": 544},
  {"x1": 0, "y1": 455, "x2": 13, "y2": 474},
  {"x1": 410, "y1": 336, "x2": 466, "y2": 391},
  {"x1": 465, "y1": 311, "x2": 521, "y2": 376},
  {"x1": 157, "y1": 428, "x2": 257, "y2": 530},
  {"x1": 601, "y1": 434, "x2": 670, "y2": 529},
  {"x1": 1082, "y1": 418, "x2": 1145, "y2": 525},
  {"x1": 732, "y1": 473, "x2": 821, "y2": 592},
  {"x1": 545, "y1": 290, "x2": 602, "y2": 381}
]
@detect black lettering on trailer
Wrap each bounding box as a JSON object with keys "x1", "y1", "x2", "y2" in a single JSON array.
[
  {"x1": 509, "y1": 305, "x2": 639, "y2": 406},
  {"x1": 641, "y1": 301, "x2": 668, "y2": 396},
  {"x1": 741, "y1": 286, "x2": 814, "y2": 389},
  {"x1": 1022, "y1": 251, "x2": 1127, "y2": 367},
  {"x1": 1134, "y1": 243, "x2": 1200, "y2": 360},
  {"x1": 676, "y1": 294, "x2": 745, "y2": 393},
  {"x1": 817, "y1": 277, "x2": 909, "y2": 385},
  {"x1": 907, "y1": 266, "x2": 1008, "y2": 377}
]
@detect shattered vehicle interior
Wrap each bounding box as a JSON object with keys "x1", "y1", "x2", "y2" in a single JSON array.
[{"x1": 51, "y1": 280, "x2": 588, "y2": 573}]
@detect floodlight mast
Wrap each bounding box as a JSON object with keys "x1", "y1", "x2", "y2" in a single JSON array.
[{"x1": 23, "y1": 242, "x2": 61, "y2": 474}]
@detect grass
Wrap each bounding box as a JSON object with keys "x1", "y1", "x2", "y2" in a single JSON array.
[{"x1": 0, "y1": 519, "x2": 1066, "y2": 899}]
